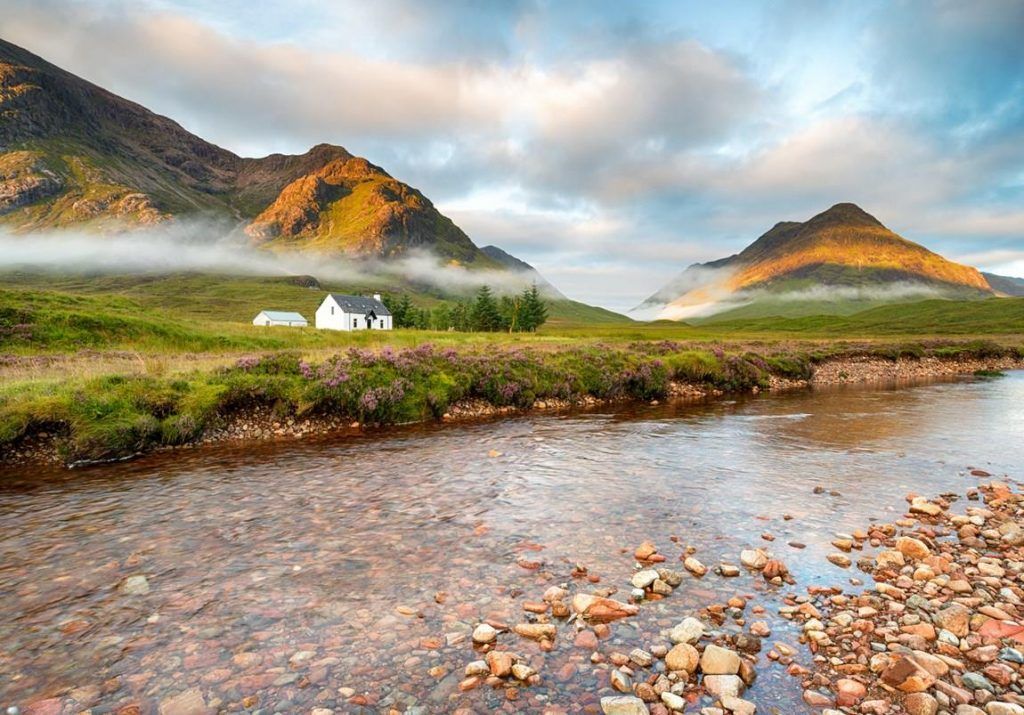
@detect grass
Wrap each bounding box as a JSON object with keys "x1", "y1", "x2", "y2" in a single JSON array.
[
  {"x1": 973, "y1": 369, "x2": 1006, "y2": 378},
  {"x1": 0, "y1": 272, "x2": 629, "y2": 356},
  {"x1": 701, "y1": 298, "x2": 1024, "y2": 336},
  {"x1": 1, "y1": 271, "x2": 1022, "y2": 466},
  {"x1": 2, "y1": 338, "x2": 1020, "y2": 466}
]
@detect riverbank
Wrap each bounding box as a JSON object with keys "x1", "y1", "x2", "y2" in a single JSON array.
[
  {"x1": 2, "y1": 340, "x2": 1022, "y2": 469},
  {"x1": 788, "y1": 481, "x2": 1024, "y2": 714}
]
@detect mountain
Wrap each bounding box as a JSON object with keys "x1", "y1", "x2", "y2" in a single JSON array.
[
  {"x1": 637, "y1": 203, "x2": 994, "y2": 320},
  {"x1": 0, "y1": 38, "x2": 498, "y2": 267},
  {"x1": 982, "y1": 272, "x2": 1024, "y2": 297},
  {"x1": 480, "y1": 245, "x2": 564, "y2": 298},
  {"x1": 0, "y1": 38, "x2": 629, "y2": 325}
]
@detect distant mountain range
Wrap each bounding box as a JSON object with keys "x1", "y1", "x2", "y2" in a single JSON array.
[
  {"x1": 983, "y1": 272, "x2": 1024, "y2": 297},
  {"x1": 637, "y1": 203, "x2": 1021, "y2": 320},
  {"x1": 0, "y1": 39, "x2": 510, "y2": 270}
]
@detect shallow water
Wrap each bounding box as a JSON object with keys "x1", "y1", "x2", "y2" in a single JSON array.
[{"x1": 2, "y1": 373, "x2": 1023, "y2": 713}]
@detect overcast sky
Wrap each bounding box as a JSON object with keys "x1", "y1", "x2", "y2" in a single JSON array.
[{"x1": 3, "y1": 0, "x2": 1023, "y2": 310}]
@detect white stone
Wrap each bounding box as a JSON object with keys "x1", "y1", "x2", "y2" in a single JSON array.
[
  {"x1": 669, "y1": 617, "x2": 705, "y2": 645},
  {"x1": 472, "y1": 623, "x2": 497, "y2": 644},
  {"x1": 661, "y1": 692, "x2": 685, "y2": 711},
  {"x1": 601, "y1": 696, "x2": 650, "y2": 715},
  {"x1": 631, "y1": 569, "x2": 659, "y2": 588},
  {"x1": 120, "y1": 575, "x2": 150, "y2": 595}
]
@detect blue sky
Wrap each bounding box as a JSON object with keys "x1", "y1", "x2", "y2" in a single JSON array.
[{"x1": 3, "y1": 0, "x2": 1023, "y2": 309}]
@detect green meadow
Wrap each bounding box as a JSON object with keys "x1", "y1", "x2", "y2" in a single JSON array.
[{"x1": 1, "y1": 271, "x2": 1022, "y2": 466}]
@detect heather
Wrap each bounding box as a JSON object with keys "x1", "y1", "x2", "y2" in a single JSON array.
[
  {"x1": 0, "y1": 342, "x2": 793, "y2": 464},
  {"x1": 5, "y1": 338, "x2": 1024, "y2": 466}
]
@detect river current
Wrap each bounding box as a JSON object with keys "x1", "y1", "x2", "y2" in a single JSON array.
[{"x1": 2, "y1": 373, "x2": 1022, "y2": 713}]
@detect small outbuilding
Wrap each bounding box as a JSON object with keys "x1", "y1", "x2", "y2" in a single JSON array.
[
  {"x1": 252, "y1": 310, "x2": 309, "y2": 327},
  {"x1": 315, "y1": 293, "x2": 392, "y2": 331}
]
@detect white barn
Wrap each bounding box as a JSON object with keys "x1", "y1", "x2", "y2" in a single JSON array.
[
  {"x1": 252, "y1": 310, "x2": 308, "y2": 327},
  {"x1": 315, "y1": 293, "x2": 393, "y2": 331}
]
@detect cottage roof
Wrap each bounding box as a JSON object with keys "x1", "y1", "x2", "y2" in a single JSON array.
[
  {"x1": 326, "y1": 294, "x2": 392, "y2": 316},
  {"x1": 258, "y1": 311, "x2": 308, "y2": 322}
]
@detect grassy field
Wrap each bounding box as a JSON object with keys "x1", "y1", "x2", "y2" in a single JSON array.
[
  {"x1": 0, "y1": 272, "x2": 630, "y2": 357},
  {"x1": 1, "y1": 271, "x2": 1022, "y2": 466},
  {"x1": 2, "y1": 273, "x2": 1023, "y2": 359}
]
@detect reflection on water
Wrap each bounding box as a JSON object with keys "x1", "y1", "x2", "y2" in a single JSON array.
[{"x1": 1, "y1": 373, "x2": 1022, "y2": 713}]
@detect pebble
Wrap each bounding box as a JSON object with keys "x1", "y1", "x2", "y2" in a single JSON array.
[
  {"x1": 660, "y1": 692, "x2": 685, "y2": 711},
  {"x1": 472, "y1": 623, "x2": 498, "y2": 644},
  {"x1": 683, "y1": 557, "x2": 707, "y2": 577},
  {"x1": 120, "y1": 575, "x2": 150, "y2": 595},
  {"x1": 668, "y1": 617, "x2": 704, "y2": 645},
  {"x1": 601, "y1": 695, "x2": 650, "y2": 715},
  {"x1": 826, "y1": 553, "x2": 851, "y2": 567}
]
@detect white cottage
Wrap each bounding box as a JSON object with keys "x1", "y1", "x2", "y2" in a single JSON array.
[
  {"x1": 315, "y1": 293, "x2": 393, "y2": 331},
  {"x1": 252, "y1": 310, "x2": 309, "y2": 327}
]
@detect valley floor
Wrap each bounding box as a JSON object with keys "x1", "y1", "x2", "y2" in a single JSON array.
[{"x1": 2, "y1": 273, "x2": 1023, "y2": 468}]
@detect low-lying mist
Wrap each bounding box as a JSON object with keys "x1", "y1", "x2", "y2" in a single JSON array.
[
  {"x1": 656, "y1": 282, "x2": 957, "y2": 321},
  {"x1": 0, "y1": 223, "x2": 549, "y2": 298}
]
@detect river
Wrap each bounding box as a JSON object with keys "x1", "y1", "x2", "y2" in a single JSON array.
[{"x1": 2, "y1": 372, "x2": 1023, "y2": 714}]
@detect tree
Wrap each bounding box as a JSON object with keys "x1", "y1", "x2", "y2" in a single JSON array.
[
  {"x1": 413, "y1": 307, "x2": 430, "y2": 330},
  {"x1": 391, "y1": 294, "x2": 414, "y2": 328},
  {"x1": 431, "y1": 304, "x2": 452, "y2": 331},
  {"x1": 520, "y1": 283, "x2": 548, "y2": 332},
  {"x1": 450, "y1": 301, "x2": 470, "y2": 331},
  {"x1": 499, "y1": 295, "x2": 521, "y2": 333},
  {"x1": 470, "y1": 285, "x2": 503, "y2": 332}
]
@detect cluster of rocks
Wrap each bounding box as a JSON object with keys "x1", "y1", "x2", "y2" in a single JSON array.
[
  {"x1": 811, "y1": 356, "x2": 1024, "y2": 387},
  {"x1": 787, "y1": 482, "x2": 1024, "y2": 714},
  {"x1": 201, "y1": 408, "x2": 354, "y2": 444},
  {"x1": 453, "y1": 539, "x2": 782, "y2": 714},
  {"x1": 680, "y1": 544, "x2": 791, "y2": 586},
  {"x1": 0, "y1": 428, "x2": 64, "y2": 466},
  {"x1": 598, "y1": 615, "x2": 759, "y2": 715},
  {"x1": 461, "y1": 584, "x2": 637, "y2": 698}
]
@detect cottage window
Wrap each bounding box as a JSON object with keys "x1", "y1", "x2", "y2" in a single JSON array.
[{"x1": 331, "y1": 305, "x2": 334, "y2": 315}]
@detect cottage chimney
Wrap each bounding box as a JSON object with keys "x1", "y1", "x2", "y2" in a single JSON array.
[{"x1": 373, "y1": 293, "x2": 382, "y2": 302}]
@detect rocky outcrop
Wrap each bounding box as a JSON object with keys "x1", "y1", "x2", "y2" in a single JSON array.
[{"x1": 0, "y1": 150, "x2": 63, "y2": 214}]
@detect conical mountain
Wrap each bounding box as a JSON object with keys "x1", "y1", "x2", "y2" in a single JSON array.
[{"x1": 639, "y1": 203, "x2": 993, "y2": 319}]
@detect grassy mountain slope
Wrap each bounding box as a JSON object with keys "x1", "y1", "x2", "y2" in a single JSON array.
[
  {"x1": 641, "y1": 203, "x2": 994, "y2": 319},
  {"x1": 245, "y1": 155, "x2": 495, "y2": 265},
  {"x1": 0, "y1": 39, "x2": 492, "y2": 267}
]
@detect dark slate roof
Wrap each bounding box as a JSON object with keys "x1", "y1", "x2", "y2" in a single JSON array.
[{"x1": 327, "y1": 294, "x2": 391, "y2": 316}]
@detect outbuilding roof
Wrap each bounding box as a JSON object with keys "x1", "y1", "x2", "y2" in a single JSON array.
[
  {"x1": 258, "y1": 311, "x2": 308, "y2": 322},
  {"x1": 326, "y1": 294, "x2": 391, "y2": 316}
]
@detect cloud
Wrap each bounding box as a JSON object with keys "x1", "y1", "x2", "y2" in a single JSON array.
[
  {"x1": 864, "y1": 0, "x2": 1024, "y2": 139},
  {"x1": 1, "y1": 0, "x2": 1022, "y2": 310},
  {"x1": 0, "y1": 224, "x2": 548, "y2": 296}
]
